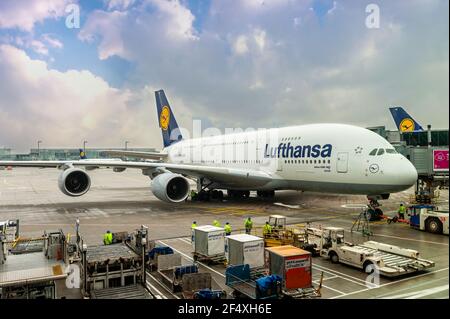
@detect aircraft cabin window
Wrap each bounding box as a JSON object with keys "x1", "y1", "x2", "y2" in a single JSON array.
[
  {"x1": 369, "y1": 149, "x2": 378, "y2": 156},
  {"x1": 385, "y1": 149, "x2": 397, "y2": 154},
  {"x1": 377, "y1": 148, "x2": 385, "y2": 156}
]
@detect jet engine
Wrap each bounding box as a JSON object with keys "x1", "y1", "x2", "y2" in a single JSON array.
[
  {"x1": 58, "y1": 168, "x2": 91, "y2": 197},
  {"x1": 151, "y1": 173, "x2": 190, "y2": 203}
]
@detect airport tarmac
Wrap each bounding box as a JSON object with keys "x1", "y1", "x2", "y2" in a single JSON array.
[{"x1": 1, "y1": 168, "x2": 448, "y2": 299}]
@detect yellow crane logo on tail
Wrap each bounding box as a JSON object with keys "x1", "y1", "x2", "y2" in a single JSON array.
[
  {"x1": 160, "y1": 106, "x2": 170, "y2": 130},
  {"x1": 399, "y1": 118, "x2": 415, "y2": 132}
]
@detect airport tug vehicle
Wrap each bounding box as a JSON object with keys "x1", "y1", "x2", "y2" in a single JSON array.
[{"x1": 314, "y1": 227, "x2": 435, "y2": 277}]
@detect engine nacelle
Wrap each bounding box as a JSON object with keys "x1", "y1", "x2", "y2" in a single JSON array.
[
  {"x1": 58, "y1": 168, "x2": 91, "y2": 197},
  {"x1": 151, "y1": 173, "x2": 190, "y2": 203}
]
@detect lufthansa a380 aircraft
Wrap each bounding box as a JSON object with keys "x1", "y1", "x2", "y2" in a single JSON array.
[{"x1": 0, "y1": 90, "x2": 417, "y2": 211}]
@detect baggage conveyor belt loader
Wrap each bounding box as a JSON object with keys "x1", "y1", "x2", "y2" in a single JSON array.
[{"x1": 312, "y1": 227, "x2": 435, "y2": 277}]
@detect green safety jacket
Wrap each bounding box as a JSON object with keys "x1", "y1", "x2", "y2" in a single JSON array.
[
  {"x1": 263, "y1": 225, "x2": 272, "y2": 234},
  {"x1": 224, "y1": 225, "x2": 232, "y2": 234},
  {"x1": 245, "y1": 219, "x2": 253, "y2": 228},
  {"x1": 104, "y1": 233, "x2": 113, "y2": 245}
]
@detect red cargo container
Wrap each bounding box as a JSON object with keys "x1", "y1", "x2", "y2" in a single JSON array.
[{"x1": 265, "y1": 245, "x2": 312, "y2": 290}]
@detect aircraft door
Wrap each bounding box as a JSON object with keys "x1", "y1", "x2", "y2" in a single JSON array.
[{"x1": 337, "y1": 152, "x2": 348, "y2": 173}]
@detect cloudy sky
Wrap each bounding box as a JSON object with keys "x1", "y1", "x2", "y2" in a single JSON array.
[{"x1": 0, "y1": 0, "x2": 448, "y2": 152}]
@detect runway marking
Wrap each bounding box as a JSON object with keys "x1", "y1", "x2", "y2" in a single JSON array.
[
  {"x1": 331, "y1": 267, "x2": 450, "y2": 299},
  {"x1": 158, "y1": 240, "x2": 226, "y2": 279},
  {"x1": 371, "y1": 233, "x2": 449, "y2": 246}
]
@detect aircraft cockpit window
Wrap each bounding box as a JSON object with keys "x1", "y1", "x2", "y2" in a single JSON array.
[
  {"x1": 385, "y1": 149, "x2": 397, "y2": 154},
  {"x1": 369, "y1": 149, "x2": 377, "y2": 156},
  {"x1": 377, "y1": 148, "x2": 385, "y2": 156}
]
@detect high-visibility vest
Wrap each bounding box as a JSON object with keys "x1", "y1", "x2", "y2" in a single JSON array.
[
  {"x1": 224, "y1": 224, "x2": 232, "y2": 234},
  {"x1": 104, "y1": 233, "x2": 113, "y2": 245},
  {"x1": 245, "y1": 219, "x2": 253, "y2": 228},
  {"x1": 263, "y1": 224, "x2": 272, "y2": 234},
  {"x1": 213, "y1": 221, "x2": 221, "y2": 227},
  {"x1": 191, "y1": 223, "x2": 197, "y2": 229},
  {"x1": 399, "y1": 206, "x2": 406, "y2": 213}
]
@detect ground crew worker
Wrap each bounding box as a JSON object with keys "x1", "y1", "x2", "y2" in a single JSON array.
[
  {"x1": 103, "y1": 230, "x2": 113, "y2": 245},
  {"x1": 224, "y1": 222, "x2": 232, "y2": 236},
  {"x1": 244, "y1": 217, "x2": 253, "y2": 234},
  {"x1": 190, "y1": 190, "x2": 197, "y2": 201},
  {"x1": 262, "y1": 222, "x2": 272, "y2": 236},
  {"x1": 398, "y1": 203, "x2": 407, "y2": 219},
  {"x1": 191, "y1": 221, "x2": 197, "y2": 242},
  {"x1": 213, "y1": 220, "x2": 221, "y2": 227}
]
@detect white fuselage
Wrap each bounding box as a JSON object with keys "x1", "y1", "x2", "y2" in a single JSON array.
[{"x1": 163, "y1": 124, "x2": 417, "y2": 195}]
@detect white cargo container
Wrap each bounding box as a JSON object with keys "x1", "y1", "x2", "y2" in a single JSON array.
[
  {"x1": 194, "y1": 225, "x2": 225, "y2": 257},
  {"x1": 226, "y1": 234, "x2": 265, "y2": 268}
]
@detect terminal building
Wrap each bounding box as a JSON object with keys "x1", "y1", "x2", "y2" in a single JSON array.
[{"x1": 0, "y1": 148, "x2": 157, "y2": 161}]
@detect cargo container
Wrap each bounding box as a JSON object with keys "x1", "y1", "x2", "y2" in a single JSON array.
[
  {"x1": 226, "y1": 234, "x2": 265, "y2": 268},
  {"x1": 193, "y1": 225, "x2": 225, "y2": 257},
  {"x1": 265, "y1": 245, "x2": 312, "y2": 290}
]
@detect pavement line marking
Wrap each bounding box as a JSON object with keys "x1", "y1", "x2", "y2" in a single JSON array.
[
  {"x1": 384, "y1": 284, "x2": 449, "y2": 299},
  {"x1": 312, "y1": 281, "x2": 345, "y2": 295},
  {"x1": 158, "y1": 240, "x2": 226, "y2": 278},
  {"x1": 331, "y1": 267, "x2": 450, "y2": 299},
  {"x1": 375, "y1": 276, "x2": 449, "y2": 298},
  {"x1": 147, "y1": 273, "x2": 179, "y2": 299},
  {"x1": 145, "y1": 279, "x2": 167, "y2": 299},
  {"x1": 178, "y1": 238, "x2": 192, "y2": 245},
  {"x1": 312, "y1": 264, "x2": 369, "y2": 286},
  {"x1": 371, "y1": 233, "x2": 449, "y2": 246}
]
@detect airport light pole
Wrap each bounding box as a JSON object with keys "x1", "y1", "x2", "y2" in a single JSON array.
[
  {"x1": 125, "y1": 141, "x2": 129, "y2": 150},
  {"x1": 37, "y1": 140, "x2": 42, "y2": 158},
  {"x1": 83, "y1": 140, "x2": 88, "y2": 153}
]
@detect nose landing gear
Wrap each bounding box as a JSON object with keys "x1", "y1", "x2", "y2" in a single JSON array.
[{"x1": 366, "y1": 196, "x2": 386, "y2": 221}]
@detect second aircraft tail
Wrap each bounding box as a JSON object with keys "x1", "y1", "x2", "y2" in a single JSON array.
[{"x1": 389, "y1": 106, "x2": 424, "y2": 132}]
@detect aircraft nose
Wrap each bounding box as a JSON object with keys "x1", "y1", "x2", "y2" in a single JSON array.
[{"x1": 397, "y1": 157, "x2": 418, "y2": 187}]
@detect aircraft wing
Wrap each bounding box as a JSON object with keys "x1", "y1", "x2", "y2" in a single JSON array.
[
  {"x1": 0, "y1": 160, "x2": 273, "y2": 187},
  {"x1": 99, "y1": 150, "x2": 168, "y2": 160}
]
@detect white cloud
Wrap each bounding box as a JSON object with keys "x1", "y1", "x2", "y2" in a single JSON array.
[
  {"x1": 30, "y1": 40, "x2": 49, "y2": 56},
  {"x1": 105, "y1": 0, "x2": 135, "y2": 11},
  {"x1": 146, "y1": 0, "x2": 198, "y2": 40},
  {"x1": 42, "y1": 34, "x2": 64, "y2": 49},
  {"x1": 232, "y1": 35, "x2": 249, "y2": 55},
  {"x1": 79, "y1": 10, "x2": 129, "y2": 60},
  {"x1": 0, "y1": 45, "x2": 171, "y2": 151},
  {"x1": 253, "y1": 29, "x2": 266, "y2": 52},
  {"x1": 0, "y1": 0, "x2": 72, "y2": 32}
]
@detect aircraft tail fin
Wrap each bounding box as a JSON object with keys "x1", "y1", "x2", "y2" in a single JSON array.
[
  {"x1": 155, "y1": 90, "x2": 183, "y2": 148},
  {"x1": 389, "y1": 106, "x2": 424, "y2": 132},
  {"x1": 79, "y1": 149, "x2": 87, "y2": 159}
]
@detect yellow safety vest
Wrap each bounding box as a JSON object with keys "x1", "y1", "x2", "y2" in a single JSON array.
[
  {"x1": 224, "y1": 225, "x2": 232, "y2": 234},
  {"x1": 245, "y1": 219, "x2": 253, "y2": 228},
  {"x1": 191, "y1": 223, "x2": 197, "y2": 229},
  {"x1": 263, "y1": 225, "x2": 272, "y2": 234},
  {"x1": 213, "y1": 221, "x2": 221, "y2": 227},
  {"x1": 104, "y1": 233, "x2": 113, "y2": 245}
]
